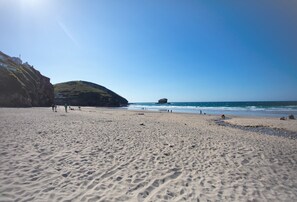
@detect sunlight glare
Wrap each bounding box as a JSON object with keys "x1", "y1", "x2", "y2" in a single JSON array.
[{"x1": 20, "y1": 0, "x2": 45, "y2": 10}]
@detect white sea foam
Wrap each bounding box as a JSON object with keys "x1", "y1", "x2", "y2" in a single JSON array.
[
  {"x1": 128, "y1": 105, "x2": 296, "y2": 111},
  {"x1": 126, "y1": 103, "x2": 297, "y2": 117}
]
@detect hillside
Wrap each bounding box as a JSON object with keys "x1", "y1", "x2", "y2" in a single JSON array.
[
  {"x1": 0, "y1": 51, "x2": 54, "y2": 107},
  {"x1": 54, "y1": 81, "x2": 128, "y2": 107}
]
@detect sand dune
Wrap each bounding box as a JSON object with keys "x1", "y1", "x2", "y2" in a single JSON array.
[{"x1": 0, "y1": 108, "x2": 296, "y2": 201}]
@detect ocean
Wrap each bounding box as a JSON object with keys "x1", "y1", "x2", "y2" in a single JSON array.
[{"x1": 126, "y1": 101, "x2": 297, "y2": 117}]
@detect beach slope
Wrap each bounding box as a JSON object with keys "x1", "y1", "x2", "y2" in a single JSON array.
[{"x1": 0, "y1": 108, "x2": 296, "y2": 201}]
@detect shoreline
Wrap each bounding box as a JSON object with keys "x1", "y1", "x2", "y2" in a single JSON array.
[
  {"x1": 127, "y1": 101, "x2": 297, "y2": 118},
  {"x1": 126, "y1": 107, "x2": 296, "y2": 119},
  {"x1": 2, "y1": 105, "x2": 295, "y2": 119}
]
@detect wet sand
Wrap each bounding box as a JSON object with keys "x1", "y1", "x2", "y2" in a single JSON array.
[{"x1": 0, "y1": 107, "x2": 297, "y2": 201}]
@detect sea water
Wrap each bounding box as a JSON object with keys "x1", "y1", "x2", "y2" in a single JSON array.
[{"x1": 126, "y1": 101, "x2": 297, "y2": 117}]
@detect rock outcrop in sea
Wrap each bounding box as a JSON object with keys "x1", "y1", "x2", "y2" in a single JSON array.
[
  {"x1": 158, "y1": 98, "x2": 168, "y2": 104},
  {"x1": 54, "y1": 81, "x2": 128, "y2": 107},
  {"x1": 0, "y1": 51, "x2": 54, "y2": 107}
]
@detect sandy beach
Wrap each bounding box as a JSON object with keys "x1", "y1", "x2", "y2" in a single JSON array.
[{"x1": 0, "y1": 107, "x2": 297, "y2": 202}]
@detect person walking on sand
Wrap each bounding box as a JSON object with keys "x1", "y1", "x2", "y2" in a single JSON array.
[
  {"x1": 51, "y1": 104, "x2": 55, "y2": 112},
  {"x1": 54, "y1": 104, "x2": 57, "y2": 112},
  {"x1": 64, "y1": 103, "x2": 68, "y2": 113}
]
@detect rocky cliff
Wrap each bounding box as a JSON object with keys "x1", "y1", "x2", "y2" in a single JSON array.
[
  {"x1": 0, "y1": 51, "x2": 54, "y2": 107},
  {"x1": 54, "y1": 81, "x2": 128, "y2": 107}
]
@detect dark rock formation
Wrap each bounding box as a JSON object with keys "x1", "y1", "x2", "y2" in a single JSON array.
[
  {"x1": 54, "y1": 81, "x2": 128, "y2": 107},
  {"x1": 0, "y1": 51, "x2": 54, "y2": 107},
  {"x1": 288, "y1": 114, "x2": 295, "y2": 120},
  {"x1": 158, "y1": 98, "x2": 168, "y2": 104}
]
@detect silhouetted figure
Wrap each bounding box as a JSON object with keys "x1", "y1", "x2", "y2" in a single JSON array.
[
  {"x1": 221, "y1": 114, "x2": 225, "y2": 119},
  {"x1": 200, "y1": 110, "x2": 202, "y2": 115},
  {"x1": 78, "y1": 106, "x2": 81, "y2": 110},
  {"x1": 54, "y1": 105, "x2": 57, "y2": 112},
  {"x1": 64, "y1": 103, "x2": 68, "y2": 113},
  {"x1": 51, "y1": 104, "x2": 55, "y2": 112},
  {"x1": 288, "y1": 114, "x2": 295, "y2": 120}
]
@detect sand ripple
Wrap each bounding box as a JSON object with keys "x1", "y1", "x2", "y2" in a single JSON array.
[{"x1": 0, "y1": 108, "x2": 297, "y2": 201}]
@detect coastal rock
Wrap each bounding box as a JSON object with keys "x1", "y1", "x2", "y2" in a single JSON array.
[
  {"x1": 0, "y1": 51, "x2": 54, "y2": 107},
  {"x1": 158, "y1": 98, "x2": 168, "y2": 104},
  {"x1": 54, "y1": 81, "x2": 128, "y2": 107}
]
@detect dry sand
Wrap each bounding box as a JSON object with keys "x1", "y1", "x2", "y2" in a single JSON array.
[{"x1": 0, "y1": 107, "x2": 297, "y2": 202}]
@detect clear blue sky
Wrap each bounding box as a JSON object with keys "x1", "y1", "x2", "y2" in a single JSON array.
[{"x1": 1, "y1": 0, "x2": 297, "y2": 102}]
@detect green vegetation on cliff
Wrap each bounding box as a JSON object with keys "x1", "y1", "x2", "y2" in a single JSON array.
[{"x1": 54, "y1": 81, "x2": 128, "y2": 107}]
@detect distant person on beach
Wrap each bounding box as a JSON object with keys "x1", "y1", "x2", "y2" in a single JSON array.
[
  {"x1": 51, "y1": 104, "x2": 55, "y2": 112},
  {"x1": 54, "y1": 105, "x2": 57, "y2": 112},
  {"x1": 64, "y1": 104, "x2": 68, "y2": 113},
  {"x1": 78, "y1": 106, "x2": 81, "y2": 110},
  {"x1": 200, "y1": 110, "x2": 202, "y2": 115}
]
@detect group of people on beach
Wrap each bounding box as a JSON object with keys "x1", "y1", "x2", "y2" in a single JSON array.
[{"x1": 51, "y1": 104, "x2": 81, "y2": 113}]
